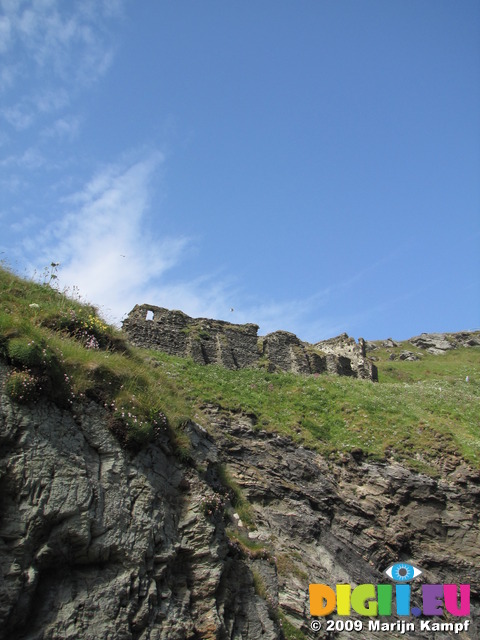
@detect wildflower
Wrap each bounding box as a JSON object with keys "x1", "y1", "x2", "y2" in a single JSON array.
[{"x1": 29, "y1": 303, "x2": 40, "y2": 309}]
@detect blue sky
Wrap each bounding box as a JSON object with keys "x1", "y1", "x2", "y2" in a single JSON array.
[{"x1": 1, "y1": 0, "x2": 479, "y2": 341}]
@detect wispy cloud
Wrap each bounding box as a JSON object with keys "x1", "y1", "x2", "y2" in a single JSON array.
[
  {"x1": 2, "y1": 103, "x2": 35, "y2": 130},
  {"x1": 28, "y1": 153, "x2": 184, "y2": 320},
  {"x1": 1, "y1": 146, "x2": 46, "y2": 169},
  {"x1": 1, "y1": 0, "x2": 119, "y2": 80},
  {"x1": 0, "y1": 64, "x2": 16, "y2": 91},
  {"x1": 0, "y1": 13, "x2": 12, "y2": 54},
  {"x1": 0, "y1": 0, "x2": 122, "y2": 130},
  {"x1": 13, "y1": 145, "x2": 416, "y2": 340},
  {"x1": 24, "y1": 152, "x2": 328, "y2": 335},
  {"x1": 40, "y1": 115, "x2": 82, "y2": 141}
]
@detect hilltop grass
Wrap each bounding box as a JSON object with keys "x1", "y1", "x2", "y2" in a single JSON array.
[
  {"x1": 368, "y1": 339, "x2": 480, "y2": 384},
  {"x1": 1, "y1": 264, "x2": 479, "y2": 473},
  {"x1": 0, "y1": 264, "x2": 193, "y2": 453},
  {"x1": 147, "y1": 347, "x2": 480, "y2": 472}
]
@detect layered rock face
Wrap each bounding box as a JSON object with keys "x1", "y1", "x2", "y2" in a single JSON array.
[
  {"x1": 201, "y1": 408, "x2": 480, "y2": 639},
  {"x1": 314, "y1": 333, "x2": 375, "y2": 379},
  {"x1": 122, "y1": 305, "x2": 378, "y2": 381},
  {"x1": 1, "y1": 359, "x2": 478, "y2": 639},
  {"x1": 0, "y1": 363, "x2": 278, "y2": 640}
]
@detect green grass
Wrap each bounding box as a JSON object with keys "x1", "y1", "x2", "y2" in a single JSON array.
[
  {"x1": 216, "y1": 463, "x2": 256, "y2": 528},
  {"x1": 145, "y1": 346, "x2": 480, "y2": 472},
  {"x1": 0, "y1": 264, "x2": 193, "y2": 452},
  {"x1": 1, "y1": 263, "x2": 479, "y2": 473},
  {"x1": 278, "y1": 611, "x2": 309, "y2": 640},
  {"x1": 370, "y1": 340, "x2": 480, "y2": 384}
]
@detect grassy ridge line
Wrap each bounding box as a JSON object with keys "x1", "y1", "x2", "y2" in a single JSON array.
[
  {"x1": 0, "y1": 265, "x2": 193, "y2": 453},
  {"x1": 1, "y1": 264, "x2": 479, "y2": 472},
  {"x1": 147, "y1": 347, "x2": 480, "y2": 472}
]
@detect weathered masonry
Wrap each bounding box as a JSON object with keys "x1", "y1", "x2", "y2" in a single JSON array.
[{"x1": 122, "y1": 304, "x2": 378, "y2": 380}]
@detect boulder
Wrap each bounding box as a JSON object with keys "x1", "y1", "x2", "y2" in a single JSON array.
[{"x1": 409, "y1": 331, "x2": 480, "y2": 354}]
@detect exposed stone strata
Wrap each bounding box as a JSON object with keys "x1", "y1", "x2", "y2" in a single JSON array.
[
  {"x1": 122, "y1": 304, "x2": 378, "y2": 381},
  {"x1": 1, "y1": 363, "x2": 479, "y2": 639},
  {"x1": 315, "y1": 333, "x2": 376, "y2": 379},
  {"x1": 0, "y1": 363, "x2": 277, "y2": 640},
  {"x1": 201, "y1": 407, "x2": 480, "y2": 640},
  {"x1": 261, "y1": 331, "x2": 314, "y2": 374},
  {"x1": 366, "y1": 331, "x2": 480, "y2": 356}
]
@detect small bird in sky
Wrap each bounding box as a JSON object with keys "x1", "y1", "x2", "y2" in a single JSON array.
[{"x1": 230, "y1": 307, "x2": 234, "y2": 312}]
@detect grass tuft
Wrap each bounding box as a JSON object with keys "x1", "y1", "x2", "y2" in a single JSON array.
[{"x1": 145, "y1": 345, "x2": 480, "y2": 472}]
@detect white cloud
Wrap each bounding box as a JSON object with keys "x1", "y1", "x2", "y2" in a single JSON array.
[
  {"x1": 229, "y1": 294, "x2": 347, "y2": 341},
  {"x1": 30, "y1": 153, "x2": 189, "y2": 322},
  {"x1": 2, "y1": 103, "x2": 35, "y2": 130},
  {"x1": 0, "y1": 63, "x2": 16, "y2": 91},
  {"x1": 17, "y1": 144, "x2": 362, "y2": 339},
  {"x1": 2, "y1": 0, "x2": 118, "y2": 76},
  {"x1": 40, "y1": 115, "x2": 81, "y2": 141},
  {"x1": 2, "y1": 89, "x2": 69, "y2": 133},
  {"x1": 9, "y1": 214, "x2": 39, "y2": 233},
  {"x1": 0, "y1": 15, "x2": 12, "y2": 53},
  {"x1": 0, "y1": 0, "x2": 122, "y2": 131},
  {"x1": 25, "y1": 152, "x2": 316, "y2": 332},
  {"x1": 0, "y1": 146, "x2": 45, "y2": 169},
  {"x1": 0, "y1": 64, "x2": 16, "y2": 91},
  {"x1": 36, "y1": 89, "x2": 70, "y2": 113}
]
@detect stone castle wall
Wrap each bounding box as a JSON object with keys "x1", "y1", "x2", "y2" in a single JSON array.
[
  {"x1": 122, "y1": 305, "x2": 260, "y2": 369},
  {"x1": 122, "y1": 304, "x2": 378, "y2": 380}
]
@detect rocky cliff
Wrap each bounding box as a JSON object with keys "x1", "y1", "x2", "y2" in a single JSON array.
[
  {"x1": 1, "y1": 359, "x2": 478, "y2": 640},
  {"x1": 0, "y1": 362, "x2": 277, "y2": 640},
  {"x1": 122, "y1": 305, "x2": 378, "y2": 381}
]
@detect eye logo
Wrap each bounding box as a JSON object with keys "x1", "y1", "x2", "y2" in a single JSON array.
[
  {"x1": 310, "y1": 560, "x2": 470, "y2": 619},
  {"x1": 385, "y1": 562, "x2": 422, "y2": 582}
]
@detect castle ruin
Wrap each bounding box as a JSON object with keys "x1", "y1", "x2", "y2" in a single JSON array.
[{"x1": 122, "y1": 304, "x2": 378, "y2": 381}]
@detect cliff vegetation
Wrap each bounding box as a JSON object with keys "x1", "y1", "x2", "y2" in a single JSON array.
[
  {"x1": 1, "y1": 264, "x2": 479, "y2": 473},
  {"x1": 1, "y1": 263, "x2": 479, "y2": 639}
]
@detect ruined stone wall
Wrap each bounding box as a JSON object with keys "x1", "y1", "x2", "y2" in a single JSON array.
[
  {"x1": 122, "y1": 304, "x2": 378, "y2": 381},
  {"x1": 315, "y1": 333, "x2": 376, "y2": 379},
  {"x1": 122, "y1": 304, "x2": 260, "y2": 369}
]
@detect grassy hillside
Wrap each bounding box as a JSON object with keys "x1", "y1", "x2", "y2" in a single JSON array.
[
  {"x1": 0, "y1": 264, "x2": 193, "y2": 454},
  {"x1": 1, "y1": 264, "x2": 479, "y2": 473}
]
